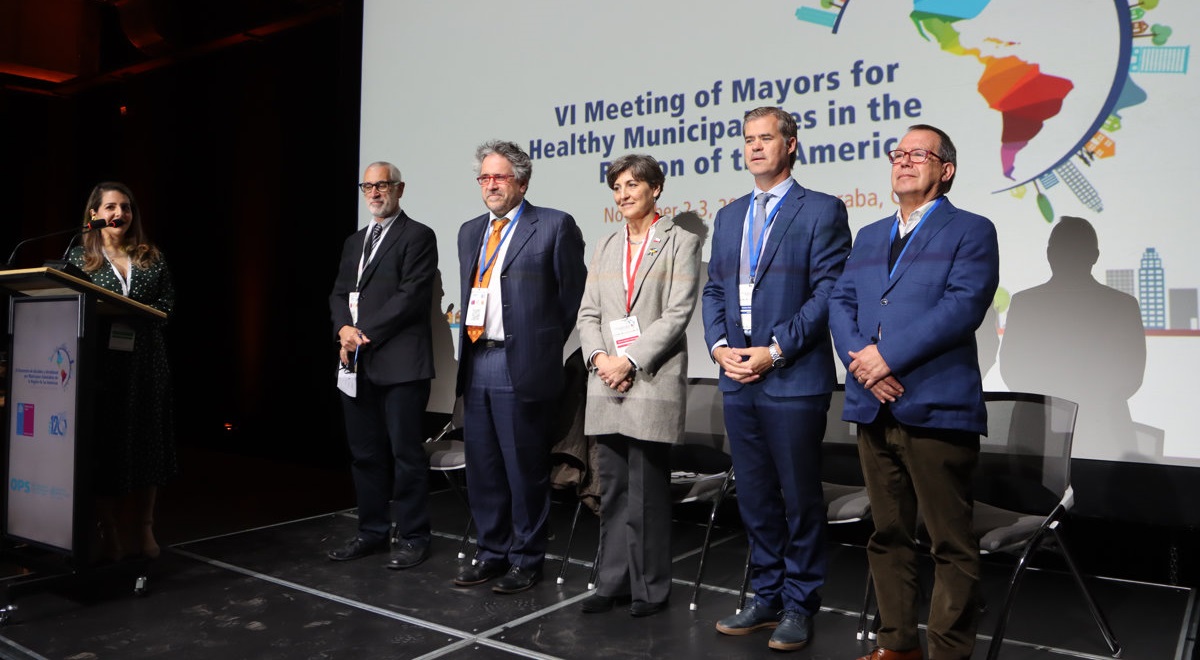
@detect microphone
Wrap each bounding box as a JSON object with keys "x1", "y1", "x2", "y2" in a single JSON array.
[
  {"x1": 81, "y1": 217, "x2": 108, "y2": 232},
  {"x1": 60, "y1": 217, "x2": 123, "y2": 260}
]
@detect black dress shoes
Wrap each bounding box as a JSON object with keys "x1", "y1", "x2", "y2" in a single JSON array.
[
  {"x1": 386, "y1": 541, "x2": 430, "y2": 570},
  {"x1": 630, "y1": 599, "x2": 669, "y2": 617},
  {"x1": 453, "y1": 560, "x2": 509, "y2": 586},
  {"x1": 491, "y1": 565, "x2": 542, "y2": 594},
  {"x1": 580, "y1": 593, "x2": 632, "y2": 613},
  {"x1": 327, "y1": 536, "x2": 388, "y2": 562}
]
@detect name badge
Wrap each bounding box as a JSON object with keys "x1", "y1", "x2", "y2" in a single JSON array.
[
  {"x1": 348, "y1": 292, "x2": 360, "y2": 325},
  {"x1": 336, "y1": 360, "x2": 357, "y2": 398},
  {"x1": 739, "y1": 283, "x2": 754, "y2": 332},
  {"x1": 610, "y1": 315, "x2": 641, "y2": 358},
  {"x1": 108, "y1": 322, "x2": 136, "y2": 352},
  {"x1": 465, "y1": 287, "x2": 489, "y2": 326}
]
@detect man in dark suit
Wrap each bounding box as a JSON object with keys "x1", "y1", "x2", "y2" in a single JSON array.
[
  {"x1": 703, "y1": 107, "x2": 851, "y2": 651},
  {"x1": 328, "y1": 161, "x2": 438, "y2": 570},
  {"x1": 830, "y1": 125, "x2": 1000, "y2": 660},
  {"x1": 454, "y1": 140, "x2": 586, "y2": 594}
]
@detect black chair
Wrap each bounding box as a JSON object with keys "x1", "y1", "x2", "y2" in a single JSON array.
[
  {"x1": 557, "y1": 378, "x2": 735, "y2": 611},
  {"x1": 858, "y1": 392, "x2": 1122, "y2": 659},
  {"x1": 423, "y1": 396, "x2": 472, "y2": 560},
  {"x1": 735, "y1": 386, "x2": 871, "y2": 613}
]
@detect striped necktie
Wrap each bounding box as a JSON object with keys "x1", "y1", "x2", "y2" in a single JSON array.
[{"x1": 363, "y1": 222, "x2": 383, "y2": 264}]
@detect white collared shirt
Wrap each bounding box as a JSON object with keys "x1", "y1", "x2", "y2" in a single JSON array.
[
  {"x1": 358, "y1": 210, "x2": 400, "y2": 284},
  {"x1": 740, "y1": 177, "x2": 795, "y2": 256},
  {"x1": 479, "y1": 200, "x2": 524, "y2": 341},
  {"x1": 895, "y1": 198, "x2": 938, "y2": 239}
]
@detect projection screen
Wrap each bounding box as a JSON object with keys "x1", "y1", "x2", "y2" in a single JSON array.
[{"x1": 359, "y1": 0, "x2": 1200, "y2": 471}]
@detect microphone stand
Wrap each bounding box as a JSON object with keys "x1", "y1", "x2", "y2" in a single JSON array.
[
  {"x1": 43, "y1": 230, "x2": 93, "y2": 279},
  {"x1": 7, "y1": 221, "x2": 104, "y2": 280},
  {"x1": 5, "y1": 226, "x2": 84, "y2": 267}
]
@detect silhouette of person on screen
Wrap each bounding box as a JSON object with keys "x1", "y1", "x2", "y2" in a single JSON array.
[{"x1": 999, "y1": 216, "x2": 1147, "y2": 460}]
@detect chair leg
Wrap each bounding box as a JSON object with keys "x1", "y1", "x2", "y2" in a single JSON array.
[
  {"x1": 1051, "y1": 524, "x2": 1123, "y2": 657},
  {"x1": 858, "y1": 569, "x2": 874, "y2": 641},
  {"x1": 443, "y1": 470, "x2": 474, "y2": 560},
  {"x1": 690, "y1": 477, "x2": 733, "y2": 611},
  {"x1": 737, "y1": 543, "x2": 752, "y2": 613},
  {"x1": 458, "y1": 516, "x2": 474, "y2": 561},
  {"x1": 587, "y1": 534, "x2": 601, "y2": 590},
  {"x1": 557, "y1": 499, "x2": 583, "y2": 584},
  {"x1": 985, "y1": 524, "x2": 1051, "y2": 660}
]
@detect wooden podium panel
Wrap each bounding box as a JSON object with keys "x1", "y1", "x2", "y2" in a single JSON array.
[{"x1": 0, "y1": 267, "x2": 165, "y2": 320}]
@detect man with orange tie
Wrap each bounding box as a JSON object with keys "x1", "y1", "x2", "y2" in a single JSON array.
[{"x1": 454, "y1": 140, "x2": 586, "y2": 594}]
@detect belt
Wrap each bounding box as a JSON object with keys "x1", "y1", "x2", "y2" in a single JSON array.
[{"x1": 476, "y1": 339, "x2": 505, "y2": 349}]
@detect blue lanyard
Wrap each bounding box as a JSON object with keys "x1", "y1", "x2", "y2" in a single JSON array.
[
  {"x1": 745, "y1": 185, "x2": 789, "y2": 282},
  {"x1": 476, "y1": 203, "x2": 524, "y2": 286},
  {"x1": 888, "y1": 197, "x2": 942, "y2": 279}
]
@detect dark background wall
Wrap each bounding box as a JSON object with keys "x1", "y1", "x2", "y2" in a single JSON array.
[{"x1": 0, "y1": 0, "x2": 364, "y2": 464}]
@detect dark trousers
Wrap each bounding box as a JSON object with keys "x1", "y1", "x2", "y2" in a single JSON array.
[
  {"x1": 463, "y1": 345, "x2": 552, "y2": 570},
  {"x1": 858, "y1": 407, "x2": 980, "y2": 659},
  {"x1": 723, "y1": 386, "x2": 829, "y2": 616},
  {"x1": 340, "y1": 376, "x2": 432, "y2": 544},
  {"x1": 595, "y1": 434, "x2": 672, "y2": 604}
]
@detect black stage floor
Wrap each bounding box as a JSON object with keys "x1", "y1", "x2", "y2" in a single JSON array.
[{"x1": 0, "y1": 450, "x2": 1195, "y2": 660}]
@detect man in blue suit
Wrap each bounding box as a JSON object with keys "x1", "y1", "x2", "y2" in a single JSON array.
[
  {"x1": 704, "y1": 107, "x2": 851, "y2": 651},
  {"x1": 830, "y1": 125, "x2": 999, "y2": 660},
  {"x1": 453, "y1": 140, "x2": 586, "y2": 594}
]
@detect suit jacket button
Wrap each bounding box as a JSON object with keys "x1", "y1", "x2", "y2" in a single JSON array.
[{"x1": 880, "y1": 298, "x2": 888, "y2": 305}]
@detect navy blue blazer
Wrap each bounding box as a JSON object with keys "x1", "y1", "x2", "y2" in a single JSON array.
[
  {"x1": 330, "y1": 212, "x2": 438, "y2": 386},
  {"x1": 701, "y1": 181, "x2": 851, "y2": 396},
  {"x1": 829, "y1": 197, "x2": 999, "y2": 434},
  {"x1": 455, "y1": 201, "x2": 586, "y2": 402}
]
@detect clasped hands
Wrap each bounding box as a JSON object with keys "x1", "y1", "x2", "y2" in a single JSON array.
[
  {"x1": 338, "y1": 325, "x2": 370, "y2": 366},
  {"x1": 593, "y1": 353, "x2": 634, "y2": 393},
  {"x1": 847, "y1": 344, "x2": 904, "y2": 403},
  {"x1": 712, "y1": 345, "x2": 773, "y2": 384}
]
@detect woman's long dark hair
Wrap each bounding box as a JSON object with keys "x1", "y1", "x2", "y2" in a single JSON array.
[{"x1": 79, "y1": 181, "x2": 161, "y2": 273}]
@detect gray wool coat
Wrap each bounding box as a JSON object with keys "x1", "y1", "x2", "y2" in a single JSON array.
[{"x1": 576, "y1": 215, "x2": 702, "y2": 443}]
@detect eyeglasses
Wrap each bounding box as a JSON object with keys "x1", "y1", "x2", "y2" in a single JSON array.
[
  {"x1": 476, "y1": 174, "x2": 517, "y2": 186},
  {"x1": 887, "y1": 149, "x2": 943, "y2": 164},
  {"x1": 359, "y1": 180, "x2": 400, "y2": 193}
]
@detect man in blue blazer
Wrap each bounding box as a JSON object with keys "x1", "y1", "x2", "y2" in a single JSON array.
[
  {"x1": 454, "y1": 140, "x2": 586, "y2": 594},
  {"x1": 703, "y1": 107, "x2": 851, "y2": 651},
  {"x1": 830, "y1": 125, "x2": 999, "y2": 660},
  {"x1": 329, "y1": 161, "x2": 438, "y2": 569}
]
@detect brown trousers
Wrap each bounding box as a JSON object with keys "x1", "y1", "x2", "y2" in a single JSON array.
[{"x1": 858, "y1": 408, "x2": 980, "y2": 659}]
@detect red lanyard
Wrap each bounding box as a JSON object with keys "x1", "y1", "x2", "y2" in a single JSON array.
[{"x1": 624, "y1": 215, "x2": 660, "y2": 315}]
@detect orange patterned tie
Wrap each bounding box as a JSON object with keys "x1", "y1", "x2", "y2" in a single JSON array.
[{"x1": 467, "y1": 217, "x2": 509, "y2": 343}]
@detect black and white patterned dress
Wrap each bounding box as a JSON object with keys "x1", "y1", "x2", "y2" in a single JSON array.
[{"x1": 68, "y1": 246, "x2": 178, "y2": 494}]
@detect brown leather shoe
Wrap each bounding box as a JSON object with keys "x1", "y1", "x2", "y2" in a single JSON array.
[{"x1": 856, "y1": 648, "x2": 924, "y2": 660}]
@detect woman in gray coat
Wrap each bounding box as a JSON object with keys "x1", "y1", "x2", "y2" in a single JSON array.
[{"x1": 576, "y1": 154, "x2": 702, "y2": 616}]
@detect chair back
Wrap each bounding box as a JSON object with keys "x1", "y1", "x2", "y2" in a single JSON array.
[
  {"x1": 978, "y1": 392, "x2": 1078, "y2": 517},
  {"x1": 682, "y1": 377, "x2": 727, "y2": 453},
  {"x1": 822, "y1": 386, "x2": 863, "y2": 487}
]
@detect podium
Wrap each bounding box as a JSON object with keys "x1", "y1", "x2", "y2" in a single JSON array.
[{"x1": 0, "y1": 267, "x2": 165, "y2": 617}]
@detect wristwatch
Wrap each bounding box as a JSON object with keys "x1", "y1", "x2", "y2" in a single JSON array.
[{"x1": 768, "y1": 343, "x2": 785, "y2": 369}]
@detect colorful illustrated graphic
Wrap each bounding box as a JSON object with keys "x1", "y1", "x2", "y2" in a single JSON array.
[
  {"x1": 51, "y1": 344, "x2": 74, "y2": 390},
  {"x1": 909, "y1": 3, "x2": 1074, "y2": 179},
  {"x1": 796, "y1": 0, "x2": 1189, "y2": 220}
]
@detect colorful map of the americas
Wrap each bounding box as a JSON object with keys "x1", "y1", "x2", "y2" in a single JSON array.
[{"x1": 912, "y1": 0, "x2": 1074, "y2": 179}]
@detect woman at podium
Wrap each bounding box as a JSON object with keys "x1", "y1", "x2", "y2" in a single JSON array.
[{"x1": 67, "y1": 181, "x2": 177, "y2": 561}]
